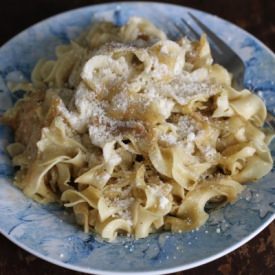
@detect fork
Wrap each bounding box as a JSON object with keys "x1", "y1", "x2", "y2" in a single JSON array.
[{"x1": 175, "y1": 12, "x2": 275, "y2": 129}]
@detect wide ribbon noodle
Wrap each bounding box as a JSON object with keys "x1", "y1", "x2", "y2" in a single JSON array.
[{"x1": 2, "y1": 17, "x2": 273, "y2": 241}]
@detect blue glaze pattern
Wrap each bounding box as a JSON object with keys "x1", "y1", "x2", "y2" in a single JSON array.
[{"x1": 0, "y1": 3, "x2": 274, "y2": 274}]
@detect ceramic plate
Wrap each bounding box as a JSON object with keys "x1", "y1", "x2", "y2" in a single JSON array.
[{"x1": 0, "y1": 2, "x2": 274, "y2": 274}]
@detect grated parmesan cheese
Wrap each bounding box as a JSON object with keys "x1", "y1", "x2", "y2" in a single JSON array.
[
  {"x1": 159, "y1": 133, "x2": 177, "y2": 145},
  {"x1": 203, "y1": 146, "x2": 217, "y2": 160},
  {"x1": 159, "y1": 196, "x2": 169, "y2": 209},
  {"x1": 170, "y1": 81, "x2": 216, "y2": 105}
]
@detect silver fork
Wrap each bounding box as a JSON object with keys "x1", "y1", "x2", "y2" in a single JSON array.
[{"x1": 175, "y1": 12, "x2": 275, "y2": 128}]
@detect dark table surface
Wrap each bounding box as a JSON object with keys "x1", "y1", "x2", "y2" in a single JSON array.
[{"x1": 0, "y1": 1, "x2": 274, "y2": 275}]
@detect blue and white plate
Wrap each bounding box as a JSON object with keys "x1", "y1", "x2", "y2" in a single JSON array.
[{"x1": 0, "y1": 2, "x2": 274, "y2": 274}]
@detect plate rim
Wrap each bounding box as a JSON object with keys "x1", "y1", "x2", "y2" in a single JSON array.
[
  {"x1": 0, "y1": 1, "x2": 274, "y2": 274},
  {"x1": 1, "y1": 214, "x2": 274, "y2": 275}
]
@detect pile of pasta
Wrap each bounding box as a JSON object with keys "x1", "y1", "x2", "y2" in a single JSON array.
[{"x1": 2, "y1": 17, "x2": 273, "y2": 241}]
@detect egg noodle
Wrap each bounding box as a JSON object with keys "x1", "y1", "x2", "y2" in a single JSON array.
[{"x1": 2, "y1": 17, "x2": 273, "y2": 241}]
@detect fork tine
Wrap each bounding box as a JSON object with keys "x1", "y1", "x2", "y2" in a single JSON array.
[
  {"x1": 173, "y1": 23, "x2": 187, "y2": 37},
  {"x1": 180, "y1": 18, "x2": 200, "y2": 40},
  {"x1": 188, "y1": 12, "x2": 236, "y2": 55},
  {"x1": 188, "y1": 12, "x2": 245, "y2": 72},
  {"x1": 180, "y1": 15, "x2": 224, "y2": 63},
  {"x1": 173, "y1": 20, "x2": 198, "y2": 41}
]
